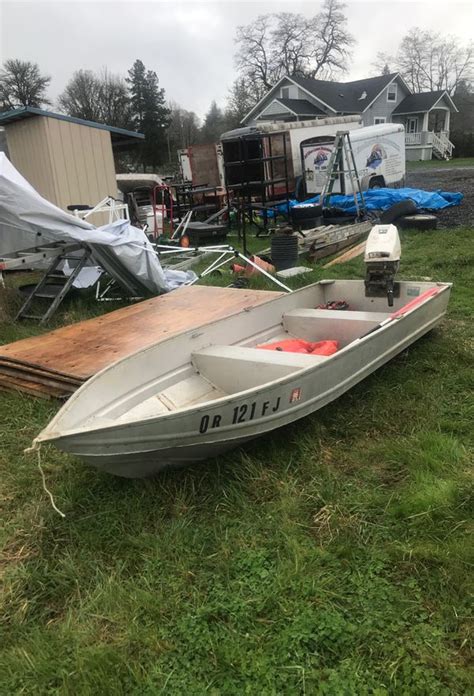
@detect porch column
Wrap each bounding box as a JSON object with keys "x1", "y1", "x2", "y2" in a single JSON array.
[
  {"x1": 422, "y1": 111, "x2": 429, "y2": 131},
  {"x1": 444, "y1": 109, "x2": 451, "y2": 135}
]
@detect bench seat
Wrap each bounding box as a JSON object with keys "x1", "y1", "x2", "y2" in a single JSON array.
[
  {"x1": 192, "y1": 344, "x2": 328, "y2": 393},
  {"x1": 282, "y1": 308, "x2": 390, "y2": 345}
]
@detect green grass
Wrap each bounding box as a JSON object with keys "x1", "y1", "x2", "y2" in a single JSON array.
[
  {"x1": 1, "y1": 228, "x2": 473, "y2": 694},
  {"x1": 407, "y1": 157, "x2": 474, "y2": 170}
]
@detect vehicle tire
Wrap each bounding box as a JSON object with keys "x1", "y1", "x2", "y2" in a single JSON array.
[
  {"x1": 379, "y1": 199, "x2": 418, "y2": 224},
  {"x1": 291, "y1": 203, "x2": 323, "y2": 222},
  {"x1": 295, "y1": 176, "x2": 305, "y2": 202},
  {"x1": 397, "y1": 214, "x2": 438, "y2": 230},
  {"x1": 271, "y1": 234, "x2": 299, "y2": 270},
  {"x1": 369, "y1": 176, "x2": 385, "y2": 189},
  {"x1": 323, "y1": 208, "x2": 356, "y2": 226}
]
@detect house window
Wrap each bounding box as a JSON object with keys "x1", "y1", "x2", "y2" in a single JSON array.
[
  {"x1": 374, "y1": 117, "x2": 386, "y2": 125},
  {"x1": 387, "y1": 84, "x2": 397, "y2": 102},
  {"x1": 281, "y1": 87, "x2": 290, "y2": 99}
]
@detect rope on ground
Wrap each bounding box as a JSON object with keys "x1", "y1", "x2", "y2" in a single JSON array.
[{"x1": 25, "y1": 441, "x2": 66, "y2": 518}]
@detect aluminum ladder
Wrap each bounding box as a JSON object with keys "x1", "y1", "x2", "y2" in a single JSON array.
[
  {"x1": 15, "y1": 245, "x2": 92, "y2": 324},
  {"x1": 319, "y1": 131, "x2": 367, "y2": 219}
]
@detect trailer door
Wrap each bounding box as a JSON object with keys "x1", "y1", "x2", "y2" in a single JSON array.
[{"x1": 300, "y1": 136, "x2": 337, "y2": 195}]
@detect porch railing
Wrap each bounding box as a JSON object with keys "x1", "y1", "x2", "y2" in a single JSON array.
[
  {"x1": 405, "y1": 131, "x2": 453, "y2": 158},
  {"x1": 432, "y1": 131, "x2": 453, "y2": 158},
  {"x1": 405, "y1": 132, "x2": 422, "y2": 145}
]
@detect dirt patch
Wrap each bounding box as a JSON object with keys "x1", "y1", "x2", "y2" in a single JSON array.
[{"x1": 407, "y1": 166, "x2": 474, "y2": 229}]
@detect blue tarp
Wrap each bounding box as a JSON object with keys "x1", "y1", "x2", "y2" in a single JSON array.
[{"x1": 286, "y1": 188, "x2": 463, "y2": 215}]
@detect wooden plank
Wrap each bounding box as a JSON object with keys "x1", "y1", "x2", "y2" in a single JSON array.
[
  {"x1": 0, "y1": 364, "x2": 77, "y2": 392},
  {"x1": 323, "y1": 241, "x2": 366, "y2": 268},
  {"x1": 309, "y1": 232, "x2": 366, "y2": 262},
  {"x1": 0, "y1": 373, "x2": 69, "y2": 399},
  {"x1": 0, "y1": 286, "x2": 282, "y2": 387},
  {"x1": 0, "y1": 360, "x2": 82, "y2": 387}
]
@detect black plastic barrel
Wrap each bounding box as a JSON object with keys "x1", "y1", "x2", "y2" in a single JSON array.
[{"x1": 271, "y1": 234, "x2": 299, "y2": 271}]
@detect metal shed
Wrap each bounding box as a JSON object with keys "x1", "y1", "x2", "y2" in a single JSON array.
[{"x1": 0, "y1": 107, "x2": 144, "y2": 213}]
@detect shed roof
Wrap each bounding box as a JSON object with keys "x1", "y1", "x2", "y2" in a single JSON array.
[{"x1": 0, "y1": 106, "x2": 145, "y2": 143}]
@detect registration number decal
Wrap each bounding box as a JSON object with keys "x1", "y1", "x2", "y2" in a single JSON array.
[{"x1": 199, "y1": 396, "x2": 281, "y2": 434}]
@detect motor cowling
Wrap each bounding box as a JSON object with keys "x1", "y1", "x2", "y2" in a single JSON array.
[{"x1": 364, "y1": 224, "x2": 401, "y2": 306}]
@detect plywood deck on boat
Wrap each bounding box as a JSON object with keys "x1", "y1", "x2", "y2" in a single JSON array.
[{"x1": 0, "y1": 285, "x2": 282, "y2": 397}]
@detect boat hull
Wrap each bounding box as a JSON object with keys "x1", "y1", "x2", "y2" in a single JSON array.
[{"x1": 46, "y1": 284, "x2": 450, "y2": 477}]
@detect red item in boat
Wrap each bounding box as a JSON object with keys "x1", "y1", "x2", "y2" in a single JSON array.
[
  {"x1": 390, "y1": 287, "x2": 441, "y2": 319},
  {"x1": 257, "y1": 339, "x2": 339, "y2": 355}
]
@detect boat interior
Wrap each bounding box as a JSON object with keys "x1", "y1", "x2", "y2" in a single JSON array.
[
  {"x1": 48, "y1": 279, "x2": 444, "y2": 434},
  {"x1": 105, "y1": 307, "x2": 392, "y2": 424}
]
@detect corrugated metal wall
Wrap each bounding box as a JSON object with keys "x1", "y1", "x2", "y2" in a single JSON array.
[
  {"x1": 5, "y1": 116, "x2": 118, "y2": 221},
  {"x1": 6, "y1": 117, "x2": 57, "y2": 203}
]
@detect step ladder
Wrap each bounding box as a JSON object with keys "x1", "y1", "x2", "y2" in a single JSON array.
[
  {"x1": 319, "y1": 131, "x2": 367, "y2": 219},
  {"x1": 15, "y1": 245, "x2": 92, "y2": 324}
]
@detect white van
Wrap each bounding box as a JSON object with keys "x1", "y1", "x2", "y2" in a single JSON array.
[{"x1": 301, "y1": 123, "x2": 406, "y2": 196}]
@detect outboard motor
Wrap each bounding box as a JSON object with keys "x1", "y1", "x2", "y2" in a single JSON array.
[{"x1": 364, "y1": 224, "x2": 401, "y2": 307}]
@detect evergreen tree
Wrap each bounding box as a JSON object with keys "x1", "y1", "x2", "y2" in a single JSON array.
[
  {"x1": 200, "y1": 101, "x2": 226, "y2": 144},
  {"x1": 224, "y1": 78, "x2": 256, "y2": 130},
  {"x1": 127, "y1": 59, "x2": 170, "y2": 170}
]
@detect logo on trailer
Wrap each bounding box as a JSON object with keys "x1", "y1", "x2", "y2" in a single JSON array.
[{"x1": 366, "y1": 144, "x2": 386, "y2": 169}]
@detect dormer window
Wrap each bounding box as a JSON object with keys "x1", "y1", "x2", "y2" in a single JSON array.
[
  {"x1": 281, "y1": 87, "x2": 290, "y2": 99},
  {"x1": 387, "y1": 84, "x2": 397, "y2": 102}
]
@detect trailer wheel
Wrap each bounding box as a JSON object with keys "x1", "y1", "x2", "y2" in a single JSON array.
[
  {"x1": 369, "y1": 176, "x2": 385, "y2": 189},
  {"x1": 379, "y1": 200, "x2": 418, "y2": 224},
  {"x1": 397, "y1": 214, "x2": 438, "y2": 230},
  {"x1": 291, "y1": 203, "x2": 323, "y2": 222}
]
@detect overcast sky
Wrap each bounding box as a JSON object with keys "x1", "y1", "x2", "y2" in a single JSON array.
[{"x1": 1, "y1": 0, "x2": 473, "y2": 119}]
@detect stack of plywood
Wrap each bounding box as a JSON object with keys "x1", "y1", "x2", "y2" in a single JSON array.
[{"x1": 0, "y1": 285, "x2": 281, "y2": 399}]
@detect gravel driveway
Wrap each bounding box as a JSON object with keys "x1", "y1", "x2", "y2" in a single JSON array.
[{"x1": 407, "y1": 165, "x2": 474, "y2": 228}]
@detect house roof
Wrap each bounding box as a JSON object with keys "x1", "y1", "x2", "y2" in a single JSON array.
[
  {"x1": 290, "y1": 73, "x2": 400, "y2": 113},
  {"x1": 392, "y1": 90, "x2": 458, "y2": 114},
  {"x1": 0, "y1": 106, "x2": 145, "y2": 143},
  {"x1": 272, "y1": 98, "x2": 326, "y2": 117}
]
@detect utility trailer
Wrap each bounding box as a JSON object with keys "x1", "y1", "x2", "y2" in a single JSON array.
[{"x1": 302, "y1": 123, "x2": 406, "y2": 196}]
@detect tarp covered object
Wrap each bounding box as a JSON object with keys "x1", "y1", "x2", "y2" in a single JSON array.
[
  {"x1": 0, "y1": 153, "x2": 168, "y2": 294},
  {"x1": 290, "y1": 187, "x2": 463, "y2": 215}
]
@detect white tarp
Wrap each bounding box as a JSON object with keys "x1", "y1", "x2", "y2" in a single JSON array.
[{"x1": 0, "y1": 153, "x2": 168, "y2": 294}]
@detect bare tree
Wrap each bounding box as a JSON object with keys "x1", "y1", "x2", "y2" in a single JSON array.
[
  {"x1": 0, "y1": 59, "x2": 51, "y2": 109},
  {"x1": 59, "y1": 69, "x2": 132, "y2": 129},
  {"x1": 306, "y1": 0, "x2": 355, "y2": 79},
  {"x1": 234, "y1": 1, "x2": 354, "y2": 97},
  {"x1": 58, "y1": 70, "x2": 102, "y2": 121},
  {"x1": 372, "y1": 30, "x2": 473, "y2": 94},
  {"x1": 166, "y1": 101, "x2": 200, "y2": 162},
  {"x1": 235, "y1": 14, "x2": 275, "y2": 99}
]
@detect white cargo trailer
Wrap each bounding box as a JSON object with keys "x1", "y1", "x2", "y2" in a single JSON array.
[{"x1": 302, "y1": 123, "x2": 406, "y2": 195}]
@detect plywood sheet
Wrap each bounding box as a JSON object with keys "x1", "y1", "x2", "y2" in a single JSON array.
[{"x1": 0, "y1": 285, "x2": 282, "y2": 397}]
